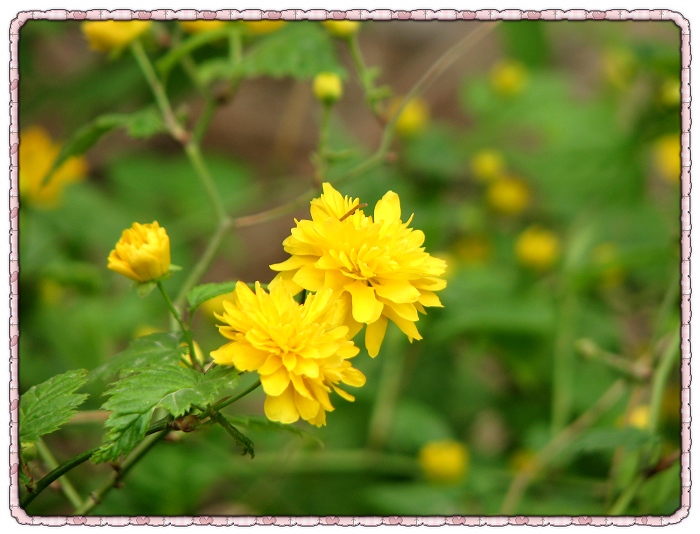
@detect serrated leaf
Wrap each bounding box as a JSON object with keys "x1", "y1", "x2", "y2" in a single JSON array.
[
  {"x1": 19, "y1": 369, "x2": 89, "y2": 443},
  {"x1": 237, "y1": 22, "x2": 345, "y2": 79},
  {"x1": 187, "y1": 281, "x2": 237, "y2": 313},
  {"x1": 92, "y1": 364, "x2": 240, "y2": 463},
  {"x1": 226, "y1": 415, "x2": 323, "y2": 447},
  {"x1": 90, "y1": 332, "x2": 184, "y2": 383}
]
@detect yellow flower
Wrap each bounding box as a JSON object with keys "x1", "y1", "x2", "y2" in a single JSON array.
[
  {"x1": 19, "y1": 126, "x2": 88, "y2": 209},
  {"x1": 242, "y1": 20, "x2": 287, "y2": 35},
  {"x1": 133, "y1": 324, "x2": 162, "y2": 338},
  {"x1": 390, "y1": 97, "x2": 430, "y2": 137},
  {"x1": 179, "y1": 20, "x2": 227, "y2": 34},
  {"x1": 322, "y1": 20, "x2": 360, "y2": 39},
  {"x1": 270, "y1": 183, "x2": 446, "y2": 357},
  {"x1": 515, "y1": 226, "x2": 559, "y2": 271},
  {"x1": 313, "y1": 72, "x2": 343, "y2": 104},
  {"x1": 107, "y1": 221, "x2": 171, "y2": 283},
  {"x1": 486, "y1": 176, "x2": 530, "y2": 215},
  {"x1": 81, "y1": 21, "x2": 152, "y2": 53},
  {"x1": 470, "y1": 149, "x2": 506, "y2": 183},
  {"x1": 654, "y1": 134, "x2": 681, "y2": 183},
  {"x1": 628, "y1": 405, "x2": 650, "y2": 430},
  {"x1": 490, "y1": 59, "x2": 528, "y2": 97},
  {"x1": 418, "y1": 440, "x2": 469, "y2": 484},
  {"x1": 211, "y1": 282, "x2": 365, "y2": 427}
]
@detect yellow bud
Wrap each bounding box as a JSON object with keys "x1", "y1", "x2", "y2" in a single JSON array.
[
  {"x1": 107, "y1": 221, "x2": 171, "y2": 283},
  {"x1": 486, "y1": 176, "x2": 530, "y2": 215},
  {"x1": 470, "y1": 149, "x2": 506, "y2": 183},
  {"x1": 243, "y1": 20, "x2": 287, "y2": 35},
  {"x1": 313, "y1": 72, "x2": 343, "y2": 104},
  {"x1": 19, "y1": 126, "x2": 88, "y2": 209},
  {"x1": 322, "y1": 20, "x2": 361, "y2": 39},
  {"x1": 81, "y1": 21, "x2": 152, "y2": 53},
  {"x1": 179, "y1": 20, "x2": 227, "y2": 34},
  {"x1": 653, "y1": 134, "x2": 681, "y2": 183},
  {"x1": 628, "y1": 405, "x2": 650, "y2": 430},
  {"x1": 490, "y1": 59, "x2": 528, "y2": 97},
  {"x1": 418, "y1": 440, "x2": 469, "y2": 484},
  {"x1": 515, "y1": 226, "x2": 560, "y2": 271},
  {"x1": 391, "y1": 97, "x2": 430, "y2": 137}
]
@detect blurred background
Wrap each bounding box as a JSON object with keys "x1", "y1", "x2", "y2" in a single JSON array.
[{"x1": 18, "y1": 19, "x2": 681, "y2": 516}]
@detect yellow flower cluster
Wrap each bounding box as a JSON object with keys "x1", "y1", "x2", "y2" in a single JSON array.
[
  {"x1": 211, "y1": 282, "x2": 366, "y2": 426},
  {"x1": 20, "y1": 126, "x2": 88, "y2": 209},
  {"x1": 270, "y1": 183, "x2": 447, "y2": 357},
  {"x1": 81, "y1": 21, "x2": 152, "y2": 53}
]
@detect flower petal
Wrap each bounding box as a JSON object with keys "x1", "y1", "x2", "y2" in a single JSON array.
[
  {"x1": 365, "y1": 315, "x2": 388, "y2": 357},
  {"x1": 374, "y1": 191, "x2": 401, "y2": 222},
  {"x1": 373, "y1": 279, "x2": 421, "y2": 304},
  {"x1": 293, "y1": 264, "x2": 325, "y2": 291},
  {"x1": 264, "y1": 385, "x2": 299, "y2": 424},
  {"x1": 345, "y1": 281, "x2": 383, "y2": 324},
  {"x1": 261, "y1": 366, "x2": 291, "y2": 396}
]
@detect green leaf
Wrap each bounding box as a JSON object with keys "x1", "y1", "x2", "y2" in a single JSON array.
[
  {"x1": 237, "y1": 22, "x2": 345, "y2": 79},
  {"x1": 19, "y1": 369, "x2": 89, "y2": 443},
  {"x1": 41, "y1": 108, "x2": 166, "y2": 188},
  {"x1": 92, "y1": 364, "x2": 240, "y2": 463},
  {"x1": 90, "y1": 332, "x2": 184, "y2": 383},
  {"x1": 212, "y1": 412, "x2": 255, "y2": 458},
  {"x1": 136, "y1": 281, "x2": 156, "y2": 297},
  {"x1": 226, "y1": 415, "x2": 323, "y2": 446},
  {"x1": 567, "y1": 428, "x2": 655, "y2": 454},
  {"x1": 187, "y1": 281, "x2": 237, "y2": 313}
]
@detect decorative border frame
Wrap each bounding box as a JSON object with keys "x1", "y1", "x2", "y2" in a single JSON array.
[{"x1": 8, "y1": 9, "x2": 690, "y2": 526}]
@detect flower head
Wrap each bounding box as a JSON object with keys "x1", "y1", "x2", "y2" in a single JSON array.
[
  {"x1": 390, "y1": 97, "x2": 430, "y2": 137},
  {"x1": 313, "y1": 72, "x2": 343, "y2": 104},
  {"x1": 490, "y1": 59, "x2": 528, "y2": 97},
  {"x1": 419, "y1": 440, "x2": 469, "y2": 484},
  {"x1": 211, "y1": 282, "x2": 365, "y2": 427},
  {"x1": 470, "y1": 148, "x2": 506, "y2": 183},
  {"x1": 270, "y1": 183, "x2": 446, "y2": 357},
  {"x1": 653, "y1": 134, "x2": 681, "y2": 183},
  {"x1": 322, "y1": 20, "x2": 361, "y2": 39},
  {"x1": 108, "y1": 222, "x2": 171, "y2": 283},
  {"x1": 19, "y1": 126, "x2": 88, "y2": 209},
  {"x1": 81, "y1": 21, "x2": 152, "y2": 53},
  {"x1": 179, "y1": 20, "x2": 227, "y2": 34},
  {"x1": 486, "y1": 176, "x2": 530, "y2": 215},
  {"x1": 515, "y1": 226, "x2": 559, "y2": 271}
]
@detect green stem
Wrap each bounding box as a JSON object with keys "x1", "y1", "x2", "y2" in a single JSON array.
[
  {"x1": 312, "y1": 104, "x2": 332, "y2": 186},
  {"x1": 366, "y1": 347, "x2": 405, "y2": 449},
  {"x1": 648, "y1": 327, "x2": 680, "y2": 435},
  {"x1": 184, "y1": 141, "x2": 228, "y2": 223},
  {"x1": 608, "y1": 474, "x2": 644, "y2": 515},
  {"x1": 21, "y1": 445, "x2": 102, "y2": 509},
  {"x1": 35, "y1": 440, "x2": 83, "y2": 509},
  {"x1": 131, "y1": 40, "x2": 188, "y2": 144},
  {"x1": 212, "y1": 379, "x2": 262, "y2": 411},
  {"x1": 347, "y1": 33, "x2": 383, "y2": 117},
  {"x1": 157, "y1": 282, "x2": 201, "y2": 371},
  {"x1": 74, "y1": 430, "x2": 169, "y2": 515},
  {"x1": 551, "y1": 293, "x2": 578, "y2": 433}
]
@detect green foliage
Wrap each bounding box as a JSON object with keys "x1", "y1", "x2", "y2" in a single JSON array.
[
  {"x1": 227, "y1": 415, "x2": 324, "y2": 446},
  {"x1": 19, "y1": 369, "x2": 89, "y2": 443},
  {"x1": 187, "y1": 281, "x2": 237, "y2": 313},
  {"x1": 92, "y1": 363, "x2": 240, "y2": 463}
]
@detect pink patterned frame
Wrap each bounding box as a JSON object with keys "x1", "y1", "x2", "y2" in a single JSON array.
[{"x1": 8, "y1": 8, "x2": 691, "y2": 526}]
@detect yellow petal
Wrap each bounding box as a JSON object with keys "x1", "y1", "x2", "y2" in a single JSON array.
[
  {"x1": 418, "y1": 290, "x2": 443, "y2": 308},
  {"x1": 264, "y1": 385, "x2": 299, "y2": 424},
  {"x1": 365, "y1": 315, "x2": 388, "y2": 357},
  {"x1": 294, "y1": 390, "x2": 321, "y2": 420},
  {"x1": 345, "y1": 281, "x2": 383, "y2": 324},
  {"x1": 258, "y1": 355, "x2": 283, "y2": 375},
  {"x1": 374, "y1": 191, "x2": 401, "y2": 222},
  {"x1": 383, "y1": 306, "x2": 423, "y2": 342},
  {"x1": 261, "y1": 366, "x2": 291, "y2": 396},
  {"x1": 341, "y1": 366, "x2": 367, "y2": 387},
  {"x1": 332, "y1": 384, "x2": 355, "y2": 402},
  {"x1": 373, "y1": 279, "x2": 421, "y2": 304},
  {"x1": 269, "y1": 255, "x2": 316, "y2": 271},
  {"x1": 293, "y1": 264, "x2": 325, "y2": 291},
  {"x1": 229, "y1": 344, "x2": 268, "y2": 371}
]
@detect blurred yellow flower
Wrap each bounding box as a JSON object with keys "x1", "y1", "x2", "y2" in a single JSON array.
[
  {"x1": 133, "y1": 324, "x2": 162, "y2": 338},
  {"x1": 654, "y1": 134, "x2": 681, "y2": 183},
  {"x1": 108, "y1": 221, "x2": 171, "y2": 283},
  {"x1": 515, "y1": 226, "x2": 560, "y2": 271},
  {"x1": 659, "y1": 78, "x2": 681, "y2": 107},
  {"x1": 470, "y1": 149, "x2": 506, "y2": 182},
  {"x1": 243, "y1": 20, "x2": 287, "y2": 34},
  {"x1": 490, "y1": 59, "x2": 528, "y2": 97},
  {"x1": 628, "y1": 405, "x2": 650, "y2": 430},
  {"x1": 313, "y1": 72, "x2": 343, "y2": 104},
  {"x1": 390, "y1": 97, "x2": 430, "y2": 137},
  {"x1": 322, "y1": 20, "x2": 361, "y2": 39},
  {"x1": 211, "y1": 282, "x2": 365, "y2": 427},
  {"x1": 19, "y1": 126, "x2": 88, "y2": 209},
  {"x1": 81, "y1": 21, "x2": 152, "y2": 53},
  {"x1": 419, "y1": 440, "x2": 469, "y2": 483},
  {"x1": 39, "y1": 279, "x2": 66, "y2": 307},
  {"x1": 486, "y1": 176, "x2": 531, "y2": 215},
  {"x1": 179, "y1": 20, "x2": 227, "y2": 34},
  {"x1": 270, "y1": 183, "x2": 447, "y2": 357}
]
